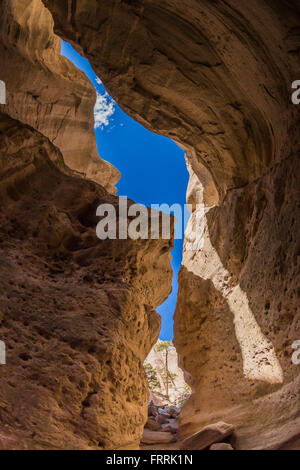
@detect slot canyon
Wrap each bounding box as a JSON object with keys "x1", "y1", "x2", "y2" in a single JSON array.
[{"x1": 0, "y1": 0, "x2": 299, "y2": 451}]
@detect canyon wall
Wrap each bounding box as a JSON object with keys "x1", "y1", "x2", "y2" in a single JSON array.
[
  {"x1": 176, "y1": 152, "x2": 300, "y2": 449},
  {"x1": 42, "y1": 0, "x2": 300, "y2": 449},
  {"x1": 0, "y1": 0, "x2": 119, "y2": 193},
  {"x1": 0, "y1": 0, "x2": 173, "y2": 449}
]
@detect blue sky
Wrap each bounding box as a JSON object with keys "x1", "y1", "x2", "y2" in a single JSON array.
[{"x1": 61, "y1": 41, "x2": 189, "y2": 340}]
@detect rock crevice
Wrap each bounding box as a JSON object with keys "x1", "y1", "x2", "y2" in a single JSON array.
[
  {"x1": 0, "y1": 0, "x2": 174, "y2": 450},
  {"x1": 0, "y1": 0, "x2": 299, "y2": 450}
]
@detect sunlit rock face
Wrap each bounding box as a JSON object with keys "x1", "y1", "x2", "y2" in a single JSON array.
[
  {"x1": 0, "y1": 0, "x2": 120, "y2": 194},
  {"x1": 175, "y1": 152, "x2": 300, "y2": 449},
  {"x1": 42, "y1": 0, "x2": 300, "y2": 449},
  {"x1": 0, "y1": 0, "x2": 174, "y2": 450},
  {"x1": 182, "y1": 158, "x2": 283, "y2": 386}
]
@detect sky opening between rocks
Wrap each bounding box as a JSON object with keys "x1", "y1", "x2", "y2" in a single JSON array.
[{"x1": 61, "y1": 41, "x2": 188, "y2": 340}]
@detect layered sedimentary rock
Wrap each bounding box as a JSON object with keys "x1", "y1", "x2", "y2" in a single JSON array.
[
  {"x1": 43, "y1": 0, "x2": 300, "y2": 195},
  {"x1": 42, "y1": 0, "x2": 300, "y2": 449},
  {"x1": 0, "y1": 0, "x2": 119, "y2": 193},
  {"x1": 176, "y1": 152, "x2": 300, "y2": 449},
  {"x1": 0, "y1": 0, "x2": 173, "y2": 449},
  {"x1": 0, "y1": 113, "x2": 173, "y2": 449}
]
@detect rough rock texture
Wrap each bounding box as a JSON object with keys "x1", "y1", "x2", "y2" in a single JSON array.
[
  {"x1": 43, "y1": 0, "x2": 300, "y2": 196},
  {"x1": 180, "y1": 421, "x2": 234, "y2": 450},
  {"x1": 42, "y1": 0, "x2": 300, "y2": 449},
  {"x1": 176, "y1": 151, "x2": 300, "y2": 449},
  {"x1": 141, "y1": 429, "x2": 176, "y2": 445},
  {"x1": 0, "y1": 0, "x2": 174, "y2": 449},
  {"x1": 0, "y1": 113, "x2": 173, "y2": 449},
  {"x1": 144, "y1": 340, "x2": 189, "y2": 405},
  {"x1": 210, "y1": 443, "x2": 234, "y2": 451},
  {"x1": 145, "y1": 417, "x2": 161, "y2": 431},
  {"x1": 0, "y1": 0, "x2": 119, "y2": 194}
]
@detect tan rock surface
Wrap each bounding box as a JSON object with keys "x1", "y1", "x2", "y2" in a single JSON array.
[
  {"x1": 175, "y1": 152, "x2": 300, "y2": 449},
  {"x1": 145, "y1": 418, "x2": 161, "y2": 432},
  {"x1": 181, "y1": 421, "x2": 234, "y2": 450},
  {"x1": 0, "y1": 0, "x2": 176, "y2": 450},
  {"x1": 162, "y1": 420, "x2": 178, "y2": 434},
  {"x1": 0, "y1": 0, "x2": 120, "y2": 193},
  {"x1": 0, "y1": 112, "x2": 173, "y2": 449},
  {"x1": 0, "y1": 0, "x2": 299, "y2": 451},
  {"x1": 210, "y1": 443, "x2": 234, "y2": 451},
  {"x1": 43, "y1": 0, "x2": 300, "y2": 196},
  {"x1": 43, "y1": 0, "x2": 300, "y2": 450},
  {"x1": 141, "y1": 429, "x2": 176, "y2": 445}
]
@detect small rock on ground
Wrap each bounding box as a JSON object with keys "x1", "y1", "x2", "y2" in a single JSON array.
[
  {"x1": 210, "y1": 443, "x2": 234, "y2": 450},
  {"x1": 142, "y1": 429, "x2": 176, "y2": 444},
  {"x1": 181, "y1": 422, "x2": 234, "y2": 450}
]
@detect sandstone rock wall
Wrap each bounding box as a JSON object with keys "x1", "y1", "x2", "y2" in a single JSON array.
[
  {"x1": 0, "y1": 112, "x2": 173, "y2": 449},
  {"x1": 43, "y1": 0, "x2": 300, "y2": 196},
  {"x1": 0, "y1": 0, "x2": 120, "y2": 193},
  {"x1": 42, "y1": 0, "x2": 300, "y2": 449},
  {"x1": 175, "y1": 151, "x2": 300, "y2": 448},
  {"x1": 0, "y1": 0, "x2": 174, "y2": 449}
]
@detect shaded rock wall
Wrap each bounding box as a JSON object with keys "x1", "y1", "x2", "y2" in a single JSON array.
[
  {"x1": 0, "y1": 113, "x2": 173, "y2": 449},
  {"x1": 0, "y1": 0, "x2": 173, "y2": 450},
  {"x1": 42, "y1": 0, "x2": 300, "y2": 449}
]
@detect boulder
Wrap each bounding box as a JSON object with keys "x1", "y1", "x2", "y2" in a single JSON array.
[
  {"x1": 162, "y1": 420, "x2": 178, "y2": 434},
  {"x1": 210, "y1": 443, "x2": 234, "y2": 450},
  {"x1": 158, "y1": 408, "x2": 171, "y2": 418},
  {"x1": 181, "y1": 422, "x2": 234, "y2": 450},
  {"x1": 141, "y1": 429, "x2": 176, "y2": 445},
  {"x1": 149, "y1": 391, "x2": 164, "y2": 407},
  {"x1": 167, "y1": 406, "x2": 180, "y2": 418},
  {"x1": 156, "y1": 414, "x2": 170, "y2": 425},
  {"x1": 148, "y1": 403, "x2": 158, "y2": 418},
  {"x1": 145, "y1": 418, "x2": 161, "y2": 432}
]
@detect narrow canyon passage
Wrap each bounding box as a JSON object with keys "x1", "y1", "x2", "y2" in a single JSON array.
[
  {"x1": 61, "y1": 42, "x2": 191, "y2": 449},
  {"x1": 0, "y1": 0, "x2": 299, "y2": 452},
  {"x1": 61, "y1": 41, "x2": 285, "y2": 446},
  {"x1": 61, "y1": 41, "x2": 189, "y2": 341}
]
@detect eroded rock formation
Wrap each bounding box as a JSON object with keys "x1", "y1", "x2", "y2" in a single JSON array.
[
  {"x1": 0, "y1": 0, "x2": 173, "y2": 450},
  {"x1": 0, "y1": 111, "x2": 173, "y2": 449},
  {"x1": 176, "y1": 151, "x2": 300, "y2": 449},
  {"x1": 0, "y1": 0, "x2": 119, "y2": 193},
  {"x1": 42, "y1": 0, "x2": 300, "y2": 449}
]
